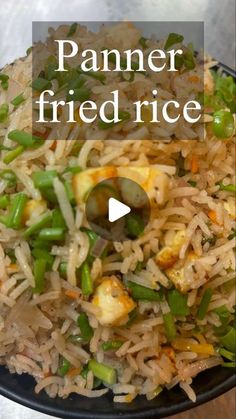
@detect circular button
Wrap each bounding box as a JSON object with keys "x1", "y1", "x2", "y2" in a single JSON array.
[{"x1": 85, "y1": 177, "x2": 150, "y2": 241}]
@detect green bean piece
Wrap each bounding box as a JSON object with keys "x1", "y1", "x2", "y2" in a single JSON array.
[
  {"x1": 32, "y1": 258, "x2": 47, "y2": 293},
  {"x1": 0, "y1": 195, "x2": 9, "y2": 209},
  {"x1": 8, "y1": 130, "x2": 42, "y2": 147},
  {"x1": 88, "y1": 359, "x2": 117, "y2": 385},
  {"x1": 163, "y1": 312, "x2": 176, "y2": 341},
  {"x1": 164, "y1": 33, "x2": 184, "y2": 50},
  {"x1": 67, "y1": 22, "x2": 78, "y2": 37},
  {"x1": 32, "y1": 77, "x2": 52, "y2": 92},
  {"x1": 66, "y1": 86, "x2": 91, "y2": 102},
  {"x1": 59, "y1": 262, "x2": 68, "y2": 279},
  {"x1": 167, "y1": 289, "x2": 190, "y2": 317},
  {"x1": 81, "y1": 262, "x2": 93, "y2": 296},
  {"x1": 126, "y1": 213, "x2": 145, "y2": 238},
  {"x1": 32, "y1": 170, "x2": 57, "y2": 189},
  {"x1": 139, "y1": 36, "x2": 148, "y2": 49},
  {"x1": 219, "y1": 327, "x2": 236, "y2": 353},
  {"x1": 52, "y1": 208, "x2": 67, "y2": 229},
  {"x1": 0, "y1": 104, "x2": 9, "y2": 122},
  {"x1": 0, "y1": 169, "x2": 17, "y2": 187},
  {"x1": 102, "y1": 340, "x2": 123, "y2": 351},
  {"x1": 197, "y1": 288, "x2": 213, "y2": 320},
  {"x1": 217, "y1": 182, "x2": 236, "y2": 193},
  {"x1": 3, "y1": 145, "x2": 25, "y2": 164},
  {"x1": 77, "y1": 312, "x2": 94, "y2": 343},
  {"x1": 127, "y1": 281, "x2": 160, "y2": 301},
  {"x1": 11, "y1": 93, "x2": 25, "y2": 107},
  {"x1": 98, "y1": 110, "x2": 130, "y2": 129},
  {"x1": 219, "y1": 348, "x2": 235, "y2": 362},
  {"x1": 38, "y1": 227, "x2": 65, "y2": 241},
  {"x1": 57, "y1": 357, "x2": 71, "y2": 377},
  {"x1": 24, "y1": 213, "x2": 52, "y2": 238},
  {"x1": 31, "y1": 248, "x2": 54, "y2": 270},
  {"x1": 6, "y1": 193, "x2": 27, "y2": 229}
]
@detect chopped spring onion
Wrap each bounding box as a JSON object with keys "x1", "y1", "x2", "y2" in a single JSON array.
[
  {"x1": 0, "y1": 169, "x2": 17, "y2": 187},
  {"x1": 24, "y1": 213, "x2": 52, "y2": 238},
  {"x1": 98, "y1": 110, "x2": 131, "y2": 129},
  {"x1": 32, "y1": 258, "x2": 47, "y2": 293},
  {"x1": 88, "y1": 359, "x2": 117, "y2": 385},
  {"x1": 163, "y1": 312, "x2": 176, "y2": 341},
  {"x1": 228, "y1": 229, "x2": 236, "y2": 240},
  {"x1": 0, "y1": 104, "x2": 9, "y2": 122},
  {"x1": 107, "y1": 50, "x2": 141, "y2": 72},
  {"x1": 217, "y1": 182, "x2": 236, "y2": 193},
  {"x1": 80, "y1": 365, "x2": 102, "y2": 388},
  {"x1": 38, "y1": 227, "x2": 65, "y2": 241},
  {"x1": 77, "y1": 67, "x2": 106, "y2": 84},
  {"x1": 57, "y1": 357, "x2": 71, "y2": 377},
  {"x1": 67, "y1": 22, "x2": 78, "y2": 37},
  {"x1": 212, "y1": 110, "x2": 234, "y2": 138},
  {"x1": 127, "y1": 281, "x2": 160, "y2": 301},
  {"x1": 197, "y1": 288, "x2": 213, "y2": 320},
  {"x1": 219, "y1": 348, "x2": 235, "y2": 362},
  {"x1": 0, "y1": 195, "x2": 9, "y2": 209},
  {"x1": 167, "y1": 289, "x2": 190, "y2": 317},
  {"x1": 8, "y1": 130, "x2": 42, "y2": 147},
  {"x1": 52, "y1": 208, "x2": 67, "y2": 229},
  {"x1": 3, "y1": 145, "x2": 25, "y2": 164},
  {"x1": 164, "y1": 33, "x2": 184, "y2": 50},
  {"x1": 222, "y1": 361, "x2": 236, "y2": 368},
  {"x1": 102, "y1": 340, "x2": 123, "y2": 351},
  {"x1": 64, "y1": 165, "x2": 82, "y2": 175},
  {"x1": 213, "y1": 305, "x2": 231, "y2": 327},
  {"x1": 77, "y1": 312, "x2": 94, "y2": 343},
  {"x1": 187, "y1": 180, "x2": 197, "y2": 187},
  {"x1": 219, "y1": 326, "x2": 236, "y2": 353},
  {"x1": 126, "y1": 213, "x2": 145, "y2": 238},
  {"x1": 6, "y1": 193, "x2": 27, "y2": 229},
  {"x1": 81, "y1": 262, "x2": 93, "y2": 296},
  {"x1": 11, "y1": 93, "x2": 25, "y2": 107},
  {"x1": 64, "y1": 180, "x2": 76, "y2": 205},
  {"x1": 59, "y1": 262, "x2": 68, "y2": 279},
  {"x1": 32, "y1": 77, "x2": 52, "y2": 92}
]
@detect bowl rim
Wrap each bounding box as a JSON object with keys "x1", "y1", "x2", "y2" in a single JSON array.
[{"x1": 0, "y1": 61, "x2": 235, "y2": 419}]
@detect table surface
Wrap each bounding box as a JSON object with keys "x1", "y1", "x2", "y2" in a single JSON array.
[{"x1": 0, "y1": 0, "x2": 235, "y2": 418}]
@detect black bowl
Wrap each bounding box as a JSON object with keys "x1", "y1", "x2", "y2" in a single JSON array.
[{"x1": 0, "y1": 63, "x2": 235, "y2": 418}]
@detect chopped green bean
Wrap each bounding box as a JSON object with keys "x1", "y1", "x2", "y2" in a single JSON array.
[
  {"x1": 3, "y1": 145, "x2": 25, "y2": 164},
  {"x1": 126, "y1": 213, "x2": 145, "y2": 238},
  {"x1": 66, "y1": 86, "x2": 91, "y2": 102},
  {"x1": 217, "y1": 182, "x2": 236, "y2": 193},
  {"x1": 32, "y1": 170, "x2": 57, "y2": 189},
  {"x1": 32, "y1": 77, "x2": 52, "y2": 92},
  {"x1": 167, "y1": 289, "x2": 190, "y2": 317},
  {"x1": 164, "y1": 33, "x2": 184, "y2": 50},
  {"x1": 67, "y1": 22, "x2": 78, "y2": 37},
  {"x1": 24, "y1": 213, "x2": 52, "y2": 238},
  {"x1": 219, "y1": 327, "x2": 236, "y2": 352},
  {"x1": 88, "y1": 359, "x2": 117, "y2": 385},
  {"x1": 0, "y1": 169, "x2": 17, "y2": 187},
  {"x1": 38, "y1": 227, "x2": 65, "y2": 241},
  {"x1": 0, "y1": 195, "x2": 9, "y2": 209},
  {"x1": 6, "y1": 193, "x2": 27, "y2": 229},
  {"x1": 127, "y1": 281, "x2": 160, "y2": 301},
  {"x1": 98, "y1": 110, "x2": 130, "y2": 129},
  {"x1": 139, "y1": 36, "x2": 148, "y2": 49},
  {"x1": 57, "y1": 357, "x2": 71, "y2": 377},
  {"x1": 8, "y1": 130, "x2": 42, "y2": 147},
  {"x1": 81, "y1": 262, "x2": 93, "y2": 296},
  {"x1": 163, "y1": 312, "x2": 176, "y2": 341},
  {"x1": 197, "y1": 288, "x2": 213, "y2": 320},
  {"x1": 212, "y1": 110, "x2": 234, "y2": 138},
  {"x1": 31, "y1": 248, "x2": 54, "y2": 269},
  {"x1": 102, "y1": 340, "x2": 123, "y2": 351},
  {"x1": 32, "y1": 258, "x2": 47, "y2": 293},
  {"x1": 11, "y1": 93, "x2": 25, "y2": 107},
  {"x1": 77, "y1": 312, "x2": 94, "y2": 343},
  {"x1": 0, "y1": 104, "x2": 9, "y2": 122}
]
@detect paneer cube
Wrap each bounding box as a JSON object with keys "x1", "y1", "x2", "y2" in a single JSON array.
[
  {"x1": 92, "y1": 276, "x2": 136, "y2": 326},
  {"x1": 155, "y1": 230, "x2": 186, "y2": 269},
  {"x1": 165, "y1": 252, "x2": 198, "y2": 293},
  {"x1": 224, "y1": 198, "x2": 236, "y2": 220}
]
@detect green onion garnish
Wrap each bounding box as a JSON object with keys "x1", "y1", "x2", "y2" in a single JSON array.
[
  {"x1": 38, "y1": 227, "x2": 65, "y2": 241},
  {"x1": 77, "y1": 312, "x2": 94, "y2": 343},
  {"x1": 0, "y1": 195, "x2": 9, "y2": 209},
  {"x1": 98, "y1": 110, "x2": 130, "y2": 129},
  {"x1": 57, "y1": 357, "x2": 71, "y2": 377},
  {"x1": 126, "y1": 213, "x2": 145, "y2": 238},
  {"x1": 219, "y1": 326, "x2": 236, "y2": 353},
  {"x1": 0, "y1": 73, "x2": 9, "y2": 90},
  {"x1": 217, "y1": 182, "x2": 236, "y2": 193},
  {"x1": 8, "y1": 130, "x2": 42, "y2": 147},
  {"x1": 197, "y1": 288, "x2": 213, "y2": 320},
  {"x1": 0, "y1": 169, "x2": 17, "y2": 187},
  {"x1": 164, "y1": 33, "x2": 184, "y2": 50},
  {"x1": 66, "y1": 86, "x2": 91, "y2": 102},
  {"x1": 67, "y1": 22, "x2": 78, "y2": 37},
  {"x1": 0, "y1": 104, "x2": 9, "y2": 122},
  {"x1": 102, "y1": 340, "x2": 123, "y2": 351},
  {"x1": 88, "y1": 359, "x2": 117, "y2": 385},
  {"x1": 32, "y1": 77, "x2": 52, "y2": 92},
  {"x1": 32, "y1": 170, "x2": 57, "y2": 189},
  {"x1": 24, "y1": 213, "x2": 52, "y2": 238},
  {"x1": 3, "y1": 145, "x2": 25, "y2": 165},
  {"x1": 31, "y1": 248, "x2": 54, "y2": 270},
  {"x1": 139, "y1": 36, "x2": 148, "y2": 49},
  {"x1": 212, "y1": 110, "x2": 234, "y2": 138},
  {"x1": 163, "y1": 311, "x2": 176, "y2": 341}
]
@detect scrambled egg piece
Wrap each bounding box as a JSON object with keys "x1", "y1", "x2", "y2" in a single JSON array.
[
  {"x1": 73, "y1": 166, "x2": 169, "y2": 205},
  {"x1": 155, "y1": 230, "x2": 186, "y2": 269},
  {"x1": 92, "y1": 276, "x2": 136, "y2": 326},
  {"x1": 22, "y1": 199, "x2": 47, "y2": 224},
  {"x1": 224, "y1": 198, "x2": 236, "y2": 220}
]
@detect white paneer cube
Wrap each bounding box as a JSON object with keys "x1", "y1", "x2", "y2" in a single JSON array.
[
  {"x1": 92, "y1": 276, "x2": 136, "y2": 326},
  {"x1": 155, "y1": 230, "x2": 186, "y2": 269}
]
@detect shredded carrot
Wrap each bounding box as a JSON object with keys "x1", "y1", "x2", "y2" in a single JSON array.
[
  {"x1": 7, "y1": 263, "x2": 19, "y2": 273},
  {"x1": 66, "y1": 367, "x2": 81, "y2": 378},
  {"x1": 188, "y1": 75, "x2": 200, "y2": 83},
  {"x1": 65, "y1": 289, "x2": 80, "y2": 299},
  {"x1": 208, "y1": 210, "x2": 222, "y2": 225},
  {"x1": 191, "y1": 155, "x2": 199, "y2": 174}
]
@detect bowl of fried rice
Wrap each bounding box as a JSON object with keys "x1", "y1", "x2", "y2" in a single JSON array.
[{"x1": 0, "y1": 22, "x2": 235, "y2": 418}]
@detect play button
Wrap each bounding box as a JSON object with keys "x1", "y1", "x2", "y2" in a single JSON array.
[
  {"x1": 108, "y1": 198, "x2": 131, "y2": 222},
  {"x1": 85, "y1": 177, "x2": 150, "y2": 241}
]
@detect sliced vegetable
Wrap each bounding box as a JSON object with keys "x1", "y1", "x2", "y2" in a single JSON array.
[
  {"x1": 219, "y1": 347, "x2": 235, "y2": 361},
  {"x1": 0, "y1": 169, "x2": 17, "y2": 187},
  {"x1": 217, "y1": 182, "x2": 236, "y2": 193},
  {"x1": 11, "y1": 93, "x2": 25, "y2": 107},
  {"x1": 102, "y1": 340, "x2": 123, "y2": 351},
  {"x1": 77, "y1": 312, "x2": 94, "y2": 342},
  {"x1": 98, "y1": 110, "x2": 131, "y2": 129},
  {"x1": 32, "y1": 170, "x2": 57, "y2": 189},
  {"x1": 0, "y1": 73, "x2": 9, "y2": 90},
  {"x1": 0, "y1": 104, "x2": 9, "y2": 122},
  {"x1": 57, "y1": 357, "x2": 71, "y2": 377},
  {"x1": 38, "y1": 227, "x2": 65, "y2": 241},
  {"x1": 163, "y1": 312, "x2": 176, "y2": 341},
  {"x1": 164, "y1": 33, "x2": 184, "y2": 50},
  {"x1": 219, "y1": 326, "x2": 236, "y2": 353},
  {"x1": 127, "y1": 281, "x2": 160, "y2": 301},
  {"x1": 66, "y1": 86, "x2": 91, "y2": 102},
  {"x1": 88, "y1": 359, "x2": 117, "y2": 385},
  {"x1": 6, "y1": 193, "x2": 27, "y2": 229},
  {"x1": 139, "y1": 36, "x2": 148, "y2": 49},
  {"x1": 24, "y1": 213, "x2": 52, "y2": 238},
  {"x1": 81, "y1": 262, "x2": 93, "y2": 296},
  {"x1": 0, "y1": 195, "x2": 9, "y2": 209},
  {"x1": 167, "y1": 289, "x2": 190, "y2": 317},
  {"x1": 8, "y1": 130, "x2": 42, "y2": 147},
  {"x1": 52, "y1": 208, "x2": 67, "y2": 229},
  {"x1": 197, "y1": 288, "x2": 213, "y2": 320},
  {"x1": 3, "y1": 145, "x2": 25, "y2": 164},
  {"x1": 32, "y1": 258, "x2": 47, "y2": 293},
  {"x1": 126, "y1": 213, "x2": 145, "y2": 238},
  {"x1": 32, "y1": 77, "x2": 52, "y2": 92},
  {"x1": 67, "y1": 22, "x2": 78, "y2": 37},
  {"x1": 31, "y1": 248, "x2": 54, "y2": 270}
]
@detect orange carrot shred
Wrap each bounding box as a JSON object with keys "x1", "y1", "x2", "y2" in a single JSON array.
[{"x1": 191, "y1": 155, "x2": 199, "y2": 174}]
